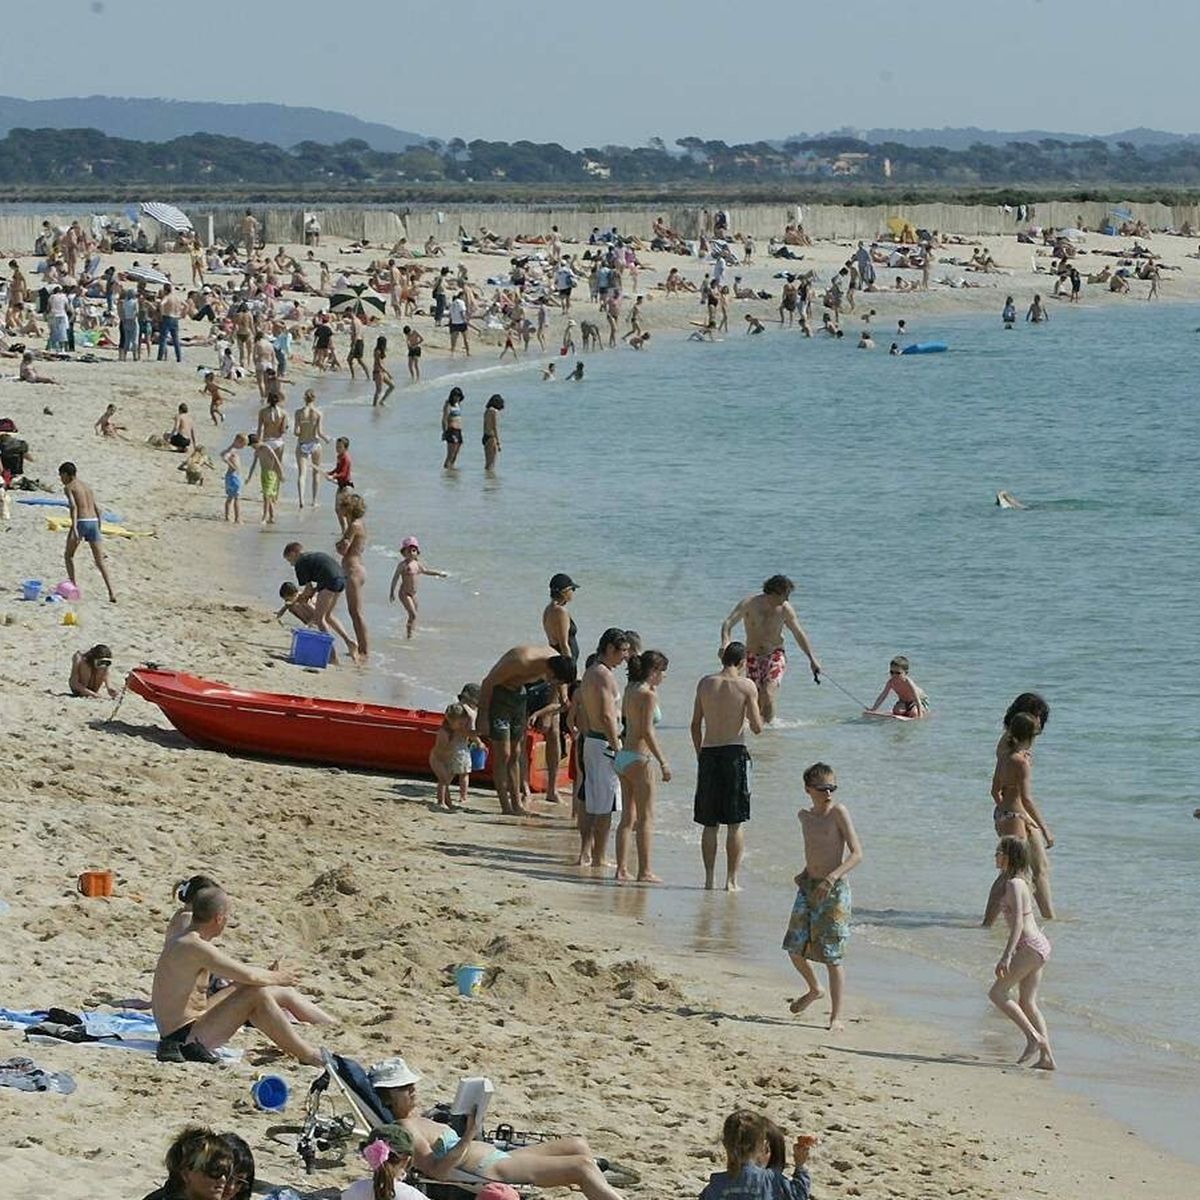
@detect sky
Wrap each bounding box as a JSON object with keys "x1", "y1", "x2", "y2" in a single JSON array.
[{"x1": 7, "y1": 0, "x2": 1200, "y2": 147}]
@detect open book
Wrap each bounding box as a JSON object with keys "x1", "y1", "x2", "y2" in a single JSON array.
[{"x1": 450, "y1": 1076, "x2": 494, "y2": 1125}]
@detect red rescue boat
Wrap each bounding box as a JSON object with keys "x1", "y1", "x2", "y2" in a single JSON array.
[{"x1": 125, "y1": 667, "x2": 564, "y2": 793}]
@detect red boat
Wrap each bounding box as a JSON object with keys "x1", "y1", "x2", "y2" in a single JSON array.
[{"x1": 126, "y1": 667, "x2": 564, "y2": 794}]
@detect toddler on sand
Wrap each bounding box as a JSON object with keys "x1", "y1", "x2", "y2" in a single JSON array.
[{"x1": 429, "y1": 702, "x2": 477, "y2": 810}]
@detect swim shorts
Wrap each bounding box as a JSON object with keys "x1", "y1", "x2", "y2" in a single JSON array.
[
  {"x1": 441, "y1": 428, "x2": 463, "y2": 445},
  {"x1": 449, "y1": 322, "x2": 468, "y2": 334},
  {"x1": 581, "y1": 734, "x2": 621, "y2": 815},
  {"x1": 782, "y1": 870, "x2": 851, "y2": 965},
  {"x1": 74, "y1": 518, "x2": 101, "y2": 545},
  {"x1": 224, "y1": 470, "x2": 241, "y2": 499},
  {"x1": 261, "y1": 468, "x2": 279, "y2": 500},
  {"x1": 488, "y1": 684, "x2": 526, "y2": 742},
  {"x1": 746, "y1": 647, "x2": 787, "y2": 689},
  {"x1": 693, "y1": 744, "x2": 752, "y2": 825}
]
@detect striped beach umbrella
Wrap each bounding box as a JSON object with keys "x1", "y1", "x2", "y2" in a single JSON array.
[{"x1": 329, "y1": 284, "x2": 386, "y2": 318}]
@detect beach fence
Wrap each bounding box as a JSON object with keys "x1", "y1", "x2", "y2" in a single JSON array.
[{"x1": 3, "y1": 200, "x2": 1199, "y2": 255}]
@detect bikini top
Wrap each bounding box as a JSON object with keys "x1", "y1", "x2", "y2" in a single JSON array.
[
  {"x1": 446, "y1": 404, "x2": 462, "y2": 419},
  {"x1": 431, "y1": 1127, "x2": 460, "y2": 1161}
]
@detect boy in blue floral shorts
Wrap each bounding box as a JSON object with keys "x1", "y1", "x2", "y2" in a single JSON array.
[{"x1": 782, "y1": 762, "x2": 864, "y2": 1030}]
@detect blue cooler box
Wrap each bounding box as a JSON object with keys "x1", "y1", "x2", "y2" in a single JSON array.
[{"x1": 291, "y1": 628, "x2": 335, "y2": 668}]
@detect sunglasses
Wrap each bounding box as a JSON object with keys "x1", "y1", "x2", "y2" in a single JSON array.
[
  {"x1": 96, "y1": 659, "x2": 112, "y2": 666},
  {"x1": 810, "y1": 783, "x2": 838, "y2": 794},
  {"x1": 889, "y1": 668, "x2": 903, "y2": 675},
  {"x1": 196, "y1": 1163, "x2": 232, "y2": 1181}
]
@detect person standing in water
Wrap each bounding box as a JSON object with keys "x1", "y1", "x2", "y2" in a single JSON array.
[
  {"x1": 482, "y1": 394, "x2": 504, "y2": 470},
  {"x1": 441, "y1": 387, "x2": 465, "y2": 469},
  {"x1": 388, "y1": 536, "x2": 447, "y2": 639},
  {"x1": 691, "y1": 642, "x2": 763, "y2": 891},
  {"x1": 336, "y1": 494, "x2": 370, "y2": 659},
  {"x1": 1002, "y1": 296, "x2": 1016, "y2": 328},
  {"x1": 719, "y1": 575, "x2": 822, "y2": 723},
  {"x1": 293, "y1": 389, "x2": 330, "y2": 508},
  {"x1": 614, "y1": 650, "x2": 671, "y2": 884},
  {"x1": 987, "y1": 835, "x2": 1056, "y2": 1070},
  {"x1": 1026, "y1": 294, "x2": 1049, "y2": 323},
  {"x1": 372, "y1": 336, "x2": 395, "y2": 406}
]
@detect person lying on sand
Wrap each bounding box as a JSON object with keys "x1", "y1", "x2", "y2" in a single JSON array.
[
  {"x1": 151, "y1": 884, "x2": 333, "y2": 1066},
  {"x1": 368, "y1": 1057, "x2": 627, "y2": 1200}
]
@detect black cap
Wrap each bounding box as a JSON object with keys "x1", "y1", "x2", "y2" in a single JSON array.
[{"x1": 549, "y1": 573, "x2": 579, "y2": 593}]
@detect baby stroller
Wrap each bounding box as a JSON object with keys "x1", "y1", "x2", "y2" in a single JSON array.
[{"x1": 287, "y1": 1050, "x2": 638, "y2": 1198}]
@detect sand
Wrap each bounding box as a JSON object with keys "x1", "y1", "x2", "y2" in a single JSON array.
[{"x1": 1, "y1": 218, "x2": 1198, "y2": 1200}]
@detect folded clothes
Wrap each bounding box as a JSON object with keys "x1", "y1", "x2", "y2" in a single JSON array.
[{"x1": 0, "y1": 1055, "x2": 76, "y2": 1095}]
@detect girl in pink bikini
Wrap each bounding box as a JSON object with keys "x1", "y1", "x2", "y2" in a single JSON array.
[{"x1": 987, "y1": 835, "x2": 1056, "y2": 1070}]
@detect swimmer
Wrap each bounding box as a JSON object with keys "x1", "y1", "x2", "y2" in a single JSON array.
[
  {"x1": 542, "y1": 362, "x2": 557, "y2": 381},
  {"x1": 628, "y1": 332, "x2": 651, "y2": 349},
  {"x1": 744, "y1": 314, "x2": 766, "y2": 335},
  {"x1": 866, "y1": 655, "x2": 928, "y2": 718},
  {"x1": 1026, "y1": 294, "x2": 1049, "y2": 324},
  {"x1": 567, "y1": 362, "x2": 585, "y2": 381},
  {"x1": 1002, "y1": 296, "x2": 1016, "y2": 328},
  {"x1": 857, "y1": 331, "x2": 875, "y2": 349},
  {"x1": 996, "y1": 490, "x2": 1027, "y2": 510},
  {"x1": 888, "y1": 342, "x2": 901, "y2": 355}
]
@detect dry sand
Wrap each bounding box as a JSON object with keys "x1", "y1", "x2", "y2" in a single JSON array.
[{"x1": 1, "y1": 220, "x2": 1198, "y2": 1199}]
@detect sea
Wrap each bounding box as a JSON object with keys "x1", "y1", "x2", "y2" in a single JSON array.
[{"x1": 240, "y1": 301, "x2": 1198, "y2": 1159}]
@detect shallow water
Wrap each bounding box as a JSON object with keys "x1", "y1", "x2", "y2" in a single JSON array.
[{"x1": 246, "y1": 300, "x2": 1199, "y2": 1154}]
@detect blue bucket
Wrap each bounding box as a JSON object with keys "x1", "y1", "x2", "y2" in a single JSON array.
[
  {"x1": 251, "y1": 1074, "x2": 289, "y2": 1111},
  {"x1": 455, "y1": 964, "x2": 486, "y2": 997},
  {"x1": 290, "y1": 628, "x2": 335, "y2": 668},
  {"x1": 21, "y1": 580, "x2": 42, "y2": 601},
  {"x1": 469, "y1": 745, "x2": 488, "y2": 772}
]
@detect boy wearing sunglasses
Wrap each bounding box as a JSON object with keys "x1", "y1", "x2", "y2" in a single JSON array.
[{"x1": 782, "y1": 762, "x2": 863, "y2": 1030}]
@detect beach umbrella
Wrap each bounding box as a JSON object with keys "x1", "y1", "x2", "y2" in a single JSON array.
[
  {"x1": 329, "y1": 284, "x2": 386, "y2": 318},
  {"x1": 124, "y1": 265, "x2": 171, "y2": 286},
  {"x1": 140, "y1": 201, "x2": 194, "y2": 233}
]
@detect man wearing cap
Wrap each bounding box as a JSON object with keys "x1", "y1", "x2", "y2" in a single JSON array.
[
  {"x1": 531, "y1": 573, "x2": 580, "y2": 801},
  {"x1": 478, "y1": 645, "x2": 577, "y2": 815},
  {"x1": 576, "y1": 629, "x2": 632, "y2": 866}
]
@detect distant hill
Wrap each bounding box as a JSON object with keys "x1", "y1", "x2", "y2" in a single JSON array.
[
  {"x1": 790, "y1": 126, "x2": 1200, "y2": 150},
  {"x1": 0, "y1": 96, "x2": 426, "y2": 152}
]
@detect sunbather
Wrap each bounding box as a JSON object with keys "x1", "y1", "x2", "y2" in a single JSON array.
[
  {"x1": 141, "y1": 1125, "x2": 244, "y2": 1200},
  {"x1": 369, "y1": 1057, "x2": 626, "y2": 1200},
  {"x1": 151, "y1": 885, "x2": 333, "y2": 1065}
]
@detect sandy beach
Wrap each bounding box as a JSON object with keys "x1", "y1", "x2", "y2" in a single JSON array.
[{"x1": 2, "y1": 214, "x2": 1199, "y2": 1200}]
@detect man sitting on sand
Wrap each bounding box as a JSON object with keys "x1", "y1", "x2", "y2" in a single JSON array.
[{"x1": 151, "y1": 885, "x2": 331, "y2": 1065}]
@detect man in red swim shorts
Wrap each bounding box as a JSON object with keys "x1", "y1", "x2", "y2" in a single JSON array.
[{"x1": 719, "y1": 574, "x2": 822, "y2": 723}]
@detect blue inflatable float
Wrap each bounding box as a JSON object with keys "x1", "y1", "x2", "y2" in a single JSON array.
[{"x1": 901, "y1": 342, "x2": 948, "y2": 355}]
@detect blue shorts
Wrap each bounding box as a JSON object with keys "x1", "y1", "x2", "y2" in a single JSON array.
[
  {"x1": 224, "y1": 470, "x2": 242, "y2": 499},
  {"x1": 75, "y1": 518, "x2": 101, "y2": 545}
]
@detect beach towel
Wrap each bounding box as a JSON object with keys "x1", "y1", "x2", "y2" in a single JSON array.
[
  {"x1": 0, "y1": 1006, "x2": 242, "y2": 1060},
  {"x1": 44, "y1": 516, "x2": 154, "y2": 539}
]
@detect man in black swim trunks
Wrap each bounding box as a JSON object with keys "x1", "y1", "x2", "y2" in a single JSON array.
[
  {"x1": 690, "y1": 642, "x2": 764, "y2": 891},
  {"x1": 282, "y1": 541, "x2": 360, "y2": 662},
  {"x1": 529, "y1": 572, "x2": 581, "y2": 802}
]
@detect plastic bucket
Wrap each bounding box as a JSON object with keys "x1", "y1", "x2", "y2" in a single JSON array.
[
  {"x1": 78, "y1": 870, "x2": 114, "y2": 898},
  {"x1": 251, "y1": 1074, "x2": 289, "y2": 1112},
  {"x1": 290, "y1": 628, "x2": 335, "y2": 668},
  {"x1": 469, "y1": 745, "x2": 488, "y2": 772},
  {"x1": 21, "y1": 580, "x2": 42, "y2": 601},
  {"x1": 455, "y1": 964, "x2": 486, "y2": 997}
]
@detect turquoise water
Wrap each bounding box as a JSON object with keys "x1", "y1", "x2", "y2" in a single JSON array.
[{"x1": 253, "y1": 302, "x2": 1198, "y2": 1147}]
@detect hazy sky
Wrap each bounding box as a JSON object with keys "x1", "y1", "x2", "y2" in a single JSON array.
[{"x1": 8, "y1": 0, "x2": 1200, "y2": 145}]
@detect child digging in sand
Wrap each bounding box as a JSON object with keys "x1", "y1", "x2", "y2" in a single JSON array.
[
  {"x1": 866, "y1": 654, "x2": 928, "y2": 718},
  {"x1": 782, "y1": 762, "x2": 863, "y2": 1031},
  {"x1": 388, "y1": 536, "x2": 447, "y2": 638},
  {"x1": 698, "y1": 1110, "x2": 816, "y2": 1200},
  {"x1": 429, "y1": 702, "x2": 477, "y2": 810}
]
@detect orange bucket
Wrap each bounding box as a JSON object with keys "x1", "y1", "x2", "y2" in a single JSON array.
[{"x1": 77, "y1": 870, "x2": 114, "y2": 898}]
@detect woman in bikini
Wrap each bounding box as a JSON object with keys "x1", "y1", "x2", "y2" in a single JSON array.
[
  {"x1": 983, "y1": 694, "x2": 1055, "y2": 924},
  {"x1": 987, "y1": 835, "x2": 1056, "y2": 1070},
  {"x1": 441, "y1": 386, "x2": 464, "y2": 468},
  {"x1": 335, "y1": 494, "x2": 370, "y2": 658},
  {"x1": 372, "y1": 336, "x2": 395, "y2": 407},
  {"x1": 292, "y1": 389, "x2": 329, "y2": 509},
  {"x1": 482, "y1": 393, "x2": 504, "y2": 470},
  {"x1": 614, "y1": 650, "x2": 671, "y2": 884}
]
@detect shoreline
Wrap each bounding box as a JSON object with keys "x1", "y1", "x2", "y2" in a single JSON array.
[{"x1": 2, "y1": 228, "x2": 1198, "y2": 1198}]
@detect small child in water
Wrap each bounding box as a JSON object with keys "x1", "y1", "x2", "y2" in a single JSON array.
[
  {"x1": 429, "y1": 702, "x2": 476, "y2": 810},
  {"x1": 698, "y1": 1109, "x2": 815, "y2": 1200},
  {"x1": 202, "y1": 371, "x2": 235, "y2": 424},
  {"x1": 867, "y1": 655, "x2": 928, "y2": 718},
  {"x1": 388, "y1": 536, "x2": 447, "y2": 638}
]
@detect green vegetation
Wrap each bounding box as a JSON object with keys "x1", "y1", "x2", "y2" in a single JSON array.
[{"x1": 5, "y1": 127, "x2": 1200, "y2": 204}]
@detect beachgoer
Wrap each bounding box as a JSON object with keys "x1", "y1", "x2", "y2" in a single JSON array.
[
  {"x1": 1002, "y1": 296, "x2": 1016, "y2": 328},
  {"x1": 866, "y1": 655, "x2": 928, "y2": 718},
  {"x1": 387, "y1": 536, "x2": 447, "y2": 639},
  {"x1": 614, "y1": 650, "x2": 671, "y2": 883},
  {"x1": 782, "y1": 762, "x2": 863, "y2": 1031},
  {"x1": 987, "y1": 836, "x2": 1056, "y2": 1070},
  {"x1": 698, "y1": 1110, "x2": 813, "y2": 1200},
  {"x1": 1026, "y1": 294, "x2": 1049, "y2": 323},
  {"x1": 202, "y1": 373, "x2": 234, "y2": 425},
  {"x1": 219, "y1": 434, "x2": 246, "y2": 523},
  {"x1": 244, "y1": 435, "x2": 284, "y2": 525},
  {"x1": 346, "y1": 312, "x2": 366, "y2": 380},
  {"x1": 369, "y1": 1059, "x2": 623, "y2": 1200},
  {"x1": 576, "y1": 629, "x2": 632, "y2": 865},
  {"x1": 94, "y1": 403, "x2": 125, "y2": 438},
  {"x1": 372, "y1": 337, "x2": 395, "y2": 406},
  {"x1": 293, "y1": 389, "x2": 330, "y2": 508},
  {"x1": 762, "y1": 1116, "x2": 818, "y2": 1200},
  {"x1": 69, "y1": 644, "x2": 117, "y2": 698},
  {"x1": 282, "y1": 542, "x2": 360, "y2": 661},
  {"x1": 477, "y1": 645, "x2": 577, "y2": 816},
  {"x1": 403, "y1": 325, "x2": 423, "y2": 381},
  {"x1": 140, "y1": 1125, "x2": 237, "y2": 1200},
  {"x1": 691, "y1": 642, "x2": 764, "y2": 891},
  {"x1": 326, "y1": 436, "x2": 354, "y2": 532},
  {"x1": 60, "y1": 461, "x2": 117, "y2": 603},
  {"x1": 344, "y1": 1124, "x2": 425, "y2": 1200},
  {"x1": 448, "y1": 291, "x2": 470, "y2": 356},
  {"x1": 482, "y1": 394, "x2": 504, "y2": 469},
  {"x1": 335, "y1": 494, "x2": 370, "y2": 658},
  {"x1": 157, "y1": 285, "x2": 185, "y2": 362},
  {"x1": 536, "y1": 572, "x2": 581, "y2": 801},
  {"x1": 276, "y1": 581, "x2": 318, "y2": 627},
  {"x1": 167, "y1": 403, "x2": 196, "y2": 452},
  {"x1": 719, "y1": 575, "x2": 822, "y2": 723},
  {"x1": 567, "y1": 362, "x2": 584, "y2": 381},
  {"x1": 429, "y1": 703, "x2": 475, "y2": 810},
  {"x1": 152, "y1": 885, "x2": 328, "y2": 1066},
  {"x1": 441, "y1": 386, "x2": 465, "y2": 469}
]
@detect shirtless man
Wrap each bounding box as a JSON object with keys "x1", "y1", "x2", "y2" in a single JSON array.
[
  {"x1": 779, "y1": 278, "x2": 798, "y2": 325},
  {"x1": 346, "y1": 312, "x2": 366, "y2": 380},
  {"x1": 719, "y1": 575, "x2": 822, "y2": 723},
  {"x1": 233, "y1": 305, "x2": 255, "y2": 367},
  {"x1": 477, "y1": 645, "x2": 577, "y2": 816},
  {"x1": 59, "y1": 461, "x2": 116, "y2": 603},
  {"x1": 157, "y1": 285, "x2": 186, "y2": 362},
  {"x1": 576, "y1": 629, "x2": 631, "y2": 866},
  {"x1": 293, "y1": 389, "x2": 329, "y2": 508},
  {"x1": 241, "y1": 209, "x2": 259, "y2": 257},
  {"x1": 690, "y1": 642, "x2": 764, "y2": 890},
  {"x1": 536, "y1": 573, "x2": 581, "y2": 802},
  {"x1": 151, "y1": 885, "x2": 327, "y2": 1066}
]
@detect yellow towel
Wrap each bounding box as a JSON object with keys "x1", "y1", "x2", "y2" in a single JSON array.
[{"x1": 45, "y1": 516, "x2": 155, "y2": 539}]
